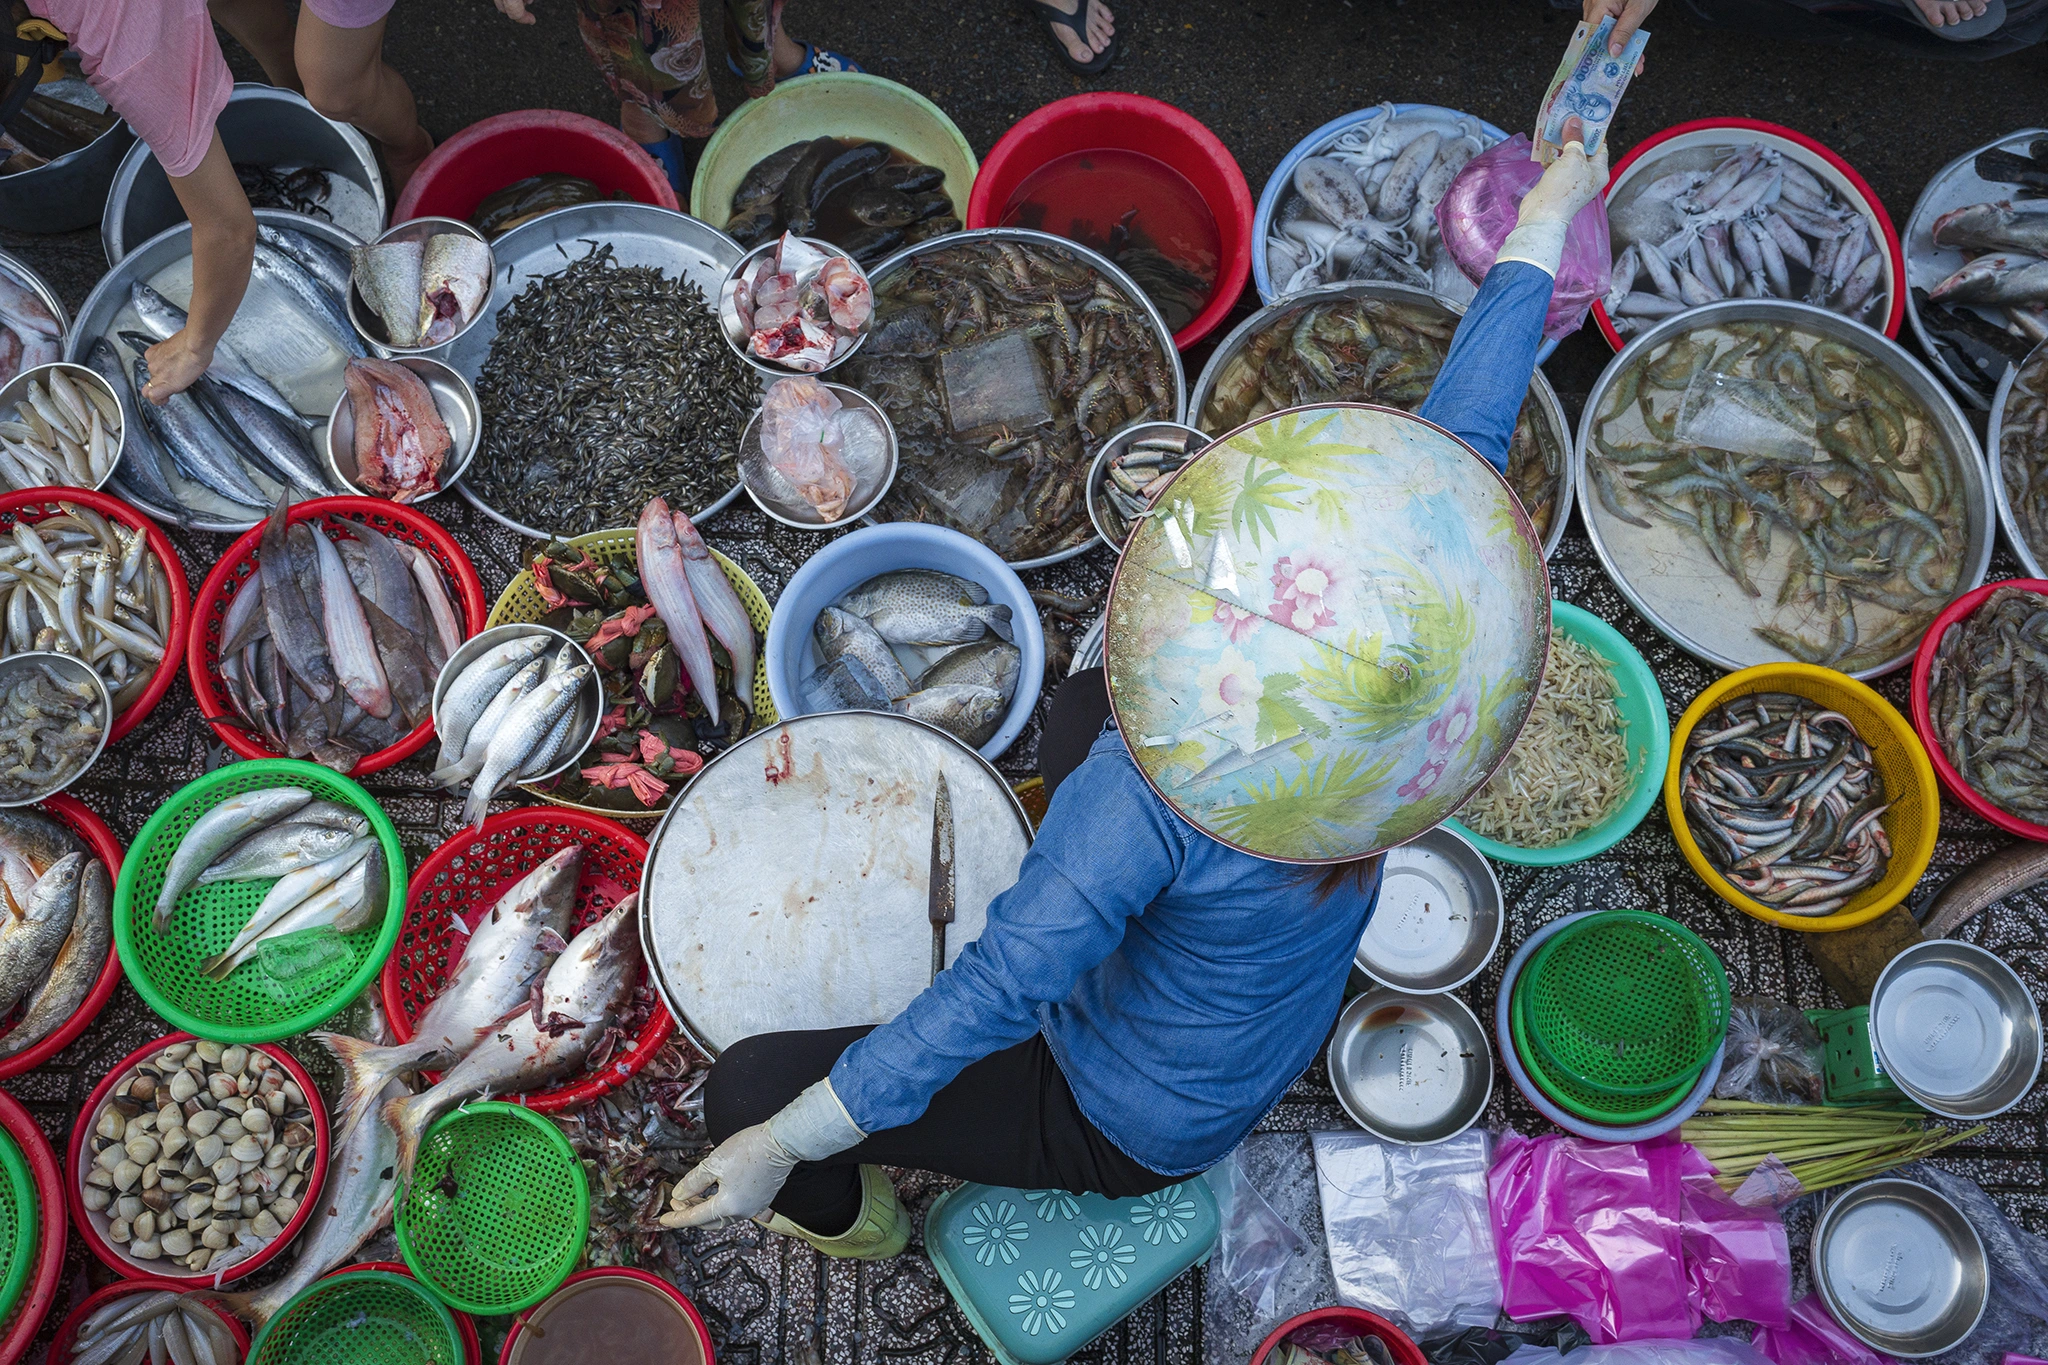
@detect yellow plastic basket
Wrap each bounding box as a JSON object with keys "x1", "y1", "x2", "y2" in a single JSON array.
[
  {"x1": 487, "y1": 528, "x2": 776, "y2": 818},
  {"x1": 1664, "y1": 662, "x2": 1939, "y2": 932}
]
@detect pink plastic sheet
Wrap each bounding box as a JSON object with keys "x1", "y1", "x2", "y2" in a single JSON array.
[
  {"x1": 1434, "y1": 134, "x2": 1612, "y2": 340},
  {"x1": 1488, "y1": 1134, "x2": 1793, "y2": 1343},
  {"x1": 1751, "y1": 1295, "x2": 1895, "y2": 1365}
]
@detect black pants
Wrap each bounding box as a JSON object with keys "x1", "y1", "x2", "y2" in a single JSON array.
[{"x1": 702, "y1": 669, "x2": 1161, "y2": 1236}]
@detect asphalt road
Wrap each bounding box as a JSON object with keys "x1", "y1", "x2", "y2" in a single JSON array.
[{"x1": 6, "y1": 0, "x2": 2046, "y2": 401}]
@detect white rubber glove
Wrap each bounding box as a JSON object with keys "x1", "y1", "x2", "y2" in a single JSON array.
[
  {"x1": 660, "y1": 1079, "x2": 865, "y2": 1229},
  {"x1": 1499, "y1": 117, "x2": 1612, "y2": 277}
]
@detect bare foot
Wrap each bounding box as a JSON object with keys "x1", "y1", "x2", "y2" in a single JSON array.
[
  {"x1": 383, "y1": 126, "x2": 435, "y2": 194},
  {"x1": 1910, "y1": 0, "x2": 1988, "y2": 25},
  {"x1": 1039, "y1": 0, "x2": 1115, "y2": 63},
  {"x1": 771, "y1": 23, "x2": 807, "y2": 78}
]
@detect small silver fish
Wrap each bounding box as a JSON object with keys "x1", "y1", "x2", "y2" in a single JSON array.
[{"x1": 152, "y1": 786, "x2": 314, "y2": 930}]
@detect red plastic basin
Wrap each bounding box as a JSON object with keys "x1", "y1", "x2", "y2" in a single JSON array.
[
  {"x1": 1250, "y1": 1308, "x2": 1428, "y2": 1365},
  {"x1": 1911, "y1": 577, "x2": 2048, "y2": 843},
  {"x1": 967, "y1": 92, "x2": 1253, "y2": 350},
  {"x1": 394, "y1": 110, "x2": 678, "y2": 223}
]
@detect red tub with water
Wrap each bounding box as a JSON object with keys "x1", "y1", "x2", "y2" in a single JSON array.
[
  {"x1": 395, "y1": 110, "x2": 678, "y2": 224},
  {"x1": 968, "y1": 93, "x2": 1252, "y2": 350}
]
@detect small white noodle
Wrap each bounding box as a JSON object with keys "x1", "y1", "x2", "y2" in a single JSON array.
[{"x1": 1460, "y1": 632, "x2": 1638, "y2": 848}]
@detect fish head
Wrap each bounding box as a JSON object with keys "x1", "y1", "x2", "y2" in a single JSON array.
[{"x1": 26, "y1": 851, "x2": 85, "y2": 919}]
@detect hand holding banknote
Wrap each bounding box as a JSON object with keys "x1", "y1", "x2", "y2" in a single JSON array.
[{"x1": 1582, "y1": 0, "x2": 1658, "y2": 66}]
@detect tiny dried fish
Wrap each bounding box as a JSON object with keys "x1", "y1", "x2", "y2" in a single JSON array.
[{"x1": 1458, "y1": 631, "x2": 1636, "y2": 848}]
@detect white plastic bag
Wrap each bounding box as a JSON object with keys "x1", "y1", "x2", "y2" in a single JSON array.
[{"x1": 1311, "y1": 1130, "x2": 1501, "y2": 1337}]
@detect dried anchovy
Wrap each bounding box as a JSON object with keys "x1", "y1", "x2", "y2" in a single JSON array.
[
  {"x1": 841, "y1": 238, "x2": 1173, "y2": 562},
  {"x1": 1199, "y1": 295, "x2": 1564, "y2": 542},
  {"x1": 1459, "y1": 632, "x2": 1636, "y2": 848},
  {"x1": 468, "y1": 243, "x2": 757, "y2": 536},
  {"x1": 1929, "y1": 585, "x2": 2048, "y2": 826},
  {"x1": 1999, "y1": 347, "x2": 2048, "y2": 564},
  {"x1": 1680, "y1": 691, "x2": 1891, "y2": 916}
]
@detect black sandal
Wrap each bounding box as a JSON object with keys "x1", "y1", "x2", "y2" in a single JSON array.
[{"x1": 1018, "y1": 0, "x2": 1120, "y2": 75}]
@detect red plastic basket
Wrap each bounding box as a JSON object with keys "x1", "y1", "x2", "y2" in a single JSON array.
[
  {"x1": 1593, "y1": 117, "x2": 1907, "y2": 350},
  {"x1": 1250, "y1": 1308, "x2": 1428, "y2": 1365},
  {"x1": 185, "y1": 496, "x2": 487, "y2": 776},
  {"x1": 381, "y1": 807, "x2": 672, "y2": 1113},
  {"x1": 1911, "y1": 577, "x2": 2048, "y2": 843},
  {"x1": 0, "y1": 1087, "x2": 64, "y2": 1362},
  {"x1": 0, "y1": 794, "x2": 126, "y2": 1080},
  {"x1": 0, "y1": 487, "x2": 191, "y2": 744},
  {"x1": 48, "y1": 1275, "x2": 252, "y2": 1363},
  {"x1": 498, "y1": 1268, "x2": 714, "y2": 1365},
  {"x1": 66, "y1": 1031, "x2": 332, "y2": 1286},
  {"x1": 342, "y1": 1261, "x2": 483, "y2": 1365}
]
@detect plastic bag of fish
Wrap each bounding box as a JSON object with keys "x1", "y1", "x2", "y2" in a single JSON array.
[
  {"x1": 806, "y1": 570, "x2": 1020, "y2": 748},
  {"x1": 1606, "y1": 142, "x2": 1888, "y2": 333},
  {"x1": 213, "y1": 501, "x2": 467, "y2": 773},
  {"x1": 1264, "y1": 102, "x2": 1495, "y2": 304},
  {"x1": 721, "y1": 232, "x2": 873, "y2": 372},
  {"x1": 1436, "y1": 133, "x2": 1611, "y2": 338},
  {"x1": 353, "y1": 231, "x2": 492, "y2": 349},
  {"x1": 0, "y1": 810, "x2": 109, "y2": 1060},
  {"x1": 744, "y1": 377, "x2": 891, "y2": 522},
  {"x1": 0, "y1": 503, "x2": 177, "y2": 717}
]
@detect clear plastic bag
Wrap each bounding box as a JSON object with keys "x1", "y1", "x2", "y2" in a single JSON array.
[
  {"x1": 1715, "y1": 999, "x2": 1826, "y2": 1107},
  {"x1": 1674, "y1": 374, "x2": 1820, "y2": 463},
  {"x1": 1205, "y1": 1151, "x2": 1310, "y2": 1320},
  {"x1": 1314, "y1": 1130, "x2": 1502, "y2": 1338},
  {"x1": 1906, "y1": 1163, "x2": 2048, "y2": 1365},
  {"x1": 1433, "y1": 134, "x2": 1612, "y2": 340}
]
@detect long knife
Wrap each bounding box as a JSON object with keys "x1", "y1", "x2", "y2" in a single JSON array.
[{"x1": 929, "y1": 773, "x2": 955, "y2": 983}]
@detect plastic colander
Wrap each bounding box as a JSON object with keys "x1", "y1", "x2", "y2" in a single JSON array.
[
  {"x1": 112, "y1": 759, "x2": 408, "y2": 1043},
  {"x1": 250, "y1": 1268, "x2": 466, "y2": 1365},
  {"x1": 1520, "y1": 910, "x2": 1730, "y2": 1097},
  {"x1": 395, "y1": 1102, "x2": 589, "y2": 1316},
  {"x1": 0, "y1": 1125, "x2": 36, "y2": 1331},
  {"x1": 1509, "y1": 981, "x2": 1699, "y2": 1126}
]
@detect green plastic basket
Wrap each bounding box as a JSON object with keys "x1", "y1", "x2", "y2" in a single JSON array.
[
  {"x1": 1521, "y1": 910, "x2": 1731, "y2": 1098},
  {"x1": 111, "y1": 759, "x2": 408, "y2": 1044},
  {"x1": 1510, "y1": 979, "x2": 1701, "y2": 1125},
  {"x1": 395, "y1": 1102, "x2": 588, "y2": 1316},
  {"x1": 249, "y1": 1268, "x2": 464, "y2": 1365},
  {"x1": 0, "y1": 1126, "x2": 37, "y2": 1333}
]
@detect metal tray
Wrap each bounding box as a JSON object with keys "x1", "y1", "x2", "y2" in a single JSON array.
[
  {"x1": 1902, "y1": 128, "x2": 2048, "y2": 410},
  {"x1": 1188, "y1": 279, "x2": 1575, "y2": 560},
  {"x1": 440, "y1": 202, "x2": 749, "y2": 542},
  {"x1": 61, "y1": 209, "x2": 366, "y2": 535},
  {"x1": 1987, "y1": 339, "x2": 2046, "y2": 577},
  {"x1": 1574, "y1": 299, "x2": 1992, "y2": 679},
  {"x1": 857, "y1": 226, "x2": 1188, "y2": 570}
]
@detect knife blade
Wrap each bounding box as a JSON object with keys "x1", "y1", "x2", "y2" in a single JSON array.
[{"x1": 928, "y1": 772, "x2": 955, "y2": 983}]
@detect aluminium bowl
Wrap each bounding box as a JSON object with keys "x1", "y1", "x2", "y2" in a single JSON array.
[
  {"x1": 737, "y1": 382, "x2": 897, "y2": 529},
  {"x1": 1326, "y1": 987, "x2": 1491, "y2": 1144},
  {"x1": 0, "y1": 653, "x2": 110, "y2": 807},
  {"x1": 1813, "y1": 1178, "x2": 1989, "y2": 1358},
  {"x1": 324, "y1": 355, "x2": 481, "y2": 502},
  {"x1": 430, "y1": 624, "x2": 603, "y2": 786},
  {"x1": 1084, "y1": 420, "x2": 1208, "y2": 554},
  {"x1": 716, "y1": 235, "x2": 871, "y2": 378},
  {"x1": 0, "y1": 362, "x2": 123, "y2": 493},
  {"x1": 1352, "y1": 824, "x2": 1503, "y2": 993},
  {"x1": 347, "y1": 216, "x2": 495, "y2": 357},
  {"x1": 1869, "y1": 938, "x2": 2041, "y2": 1120}
]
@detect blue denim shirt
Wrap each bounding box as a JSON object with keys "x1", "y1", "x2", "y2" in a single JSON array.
[{"x1": 828, "y1": 261, "x2": 1557, "y2": 1176}]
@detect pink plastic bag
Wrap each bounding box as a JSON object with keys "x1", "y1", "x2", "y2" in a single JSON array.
[
  {"x1": 1488, "y1": 1132, "x2": 1693, "y2": 1343},
  {"x1": 1752, "y1": 1295, "x2": 1895, "y2": 1365},
  {"x1": 1435, "y1": 133, "x2": 1611, "y2": 340},
  {"x1": 1679, "y1": 1146, "x2": 1792, "y2": 1328}
]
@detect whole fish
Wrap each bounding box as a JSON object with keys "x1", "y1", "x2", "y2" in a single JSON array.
[
  {"x1": 637, "y1": 495, "x2": 720, "y2": 727},
  {"x1": 319, "y1": 845, "x2": 582, "y2": 1140},
  {"x1": 394, "y1": 540, "x2": 464, "y2": 665},
  {"x1": 915, "y1": 636, "x2": 1022, "y2": 696},
  {"x1": 462, "y1": 665, "x2": 592, "y2": 829},
  {"x1": 342, "y1": 520, "x2": 429, "y2": 642},
  {"x1": 276, "y1": 800, "x2": 372, "y2": 836},
  {"x1": 259, "y1": 501, "x2": 337, "y2": 703},
  {"x1": 253, "y1": 240, "x2": 367, "y2": 358},
  {"x1": 0, "y1": 852, "x2": 84, "y2": 1016},
  {"x1": 1921, "y1": 842, "x2": 2048, "y2": 938},
  {"x1": 814, "y1": 605, "x2": 911, "y2": 698},
  {"x1": 0, "y1": 269, "x2": 57, "y2": 339},
  {"x1": 360, "y1": 597, "x2": 434, "y2": 729},
  {"x1": 385, "y1": 894, "x2": 643, "y2": 1182},
  {"x1": 432, "y1": 655, "x2": 546, "y2": 784},
  {"x1": 210, "y1": 1076, "x2": 405, "y2": 1327},
  {"x1": 197, "y1": 820, "x2": 362, "y2": 883},
  {"x1": 199, "y1": 840, "x2": 372, "y2": 976},
  {"x1": 203, "y1": 847, "x2": 381, "y2": 980},
  {"x1": 310, "y1": 525, "x2": 392, "y2": 718},
  {"x1": 0, "y1": 857, "x2": 108, "y2": 1057},
  {"x1": 128, "y1": 283, "x2": 302, "y2": 422},
  {"x1": 353, "y1": 240, "x2": 425, "y2": 347},
  {"x1": 196, "y1": 379, "x2": 331, "y2": 496},
  {"x1": 836, "y1": 569, "x2": 1014, "y2": 646},
  {"x1": 152, "y1": 786, "x2": 312, "y2": 930},
  {"x1": 85, "y1": 339, "x2": 186, "y2": 523},
  {"x1": 803, "y1": 653, "x2": 894, "y2": 710},
  {"x1": 122, "y1": 336, "x2": 270, "y2": 509},
  {"x1": 435, "y1": 635, "x2": 551, "y2": 766},
  {"x1": 670, "y1": 507, "x2": 755, "y2": 699},
  {"x1": 1932, "y1": 201, "x2": 2048, "y2": 257},
  {"x1": 1929, "y1": 253, "x2": 2048, "y2": 306},
  {"x1": 256, "y1": 223, "x2": 354, "y2": 299},
  {"x1": 417, "y1": 234, "x2": 491, "y2": 345},
  {"x1": 0, "y1": 806, "x2": 84, "y2": 918},
  {"x1": 894, "y1": 681, "x2": 1006, "y2": 747}
]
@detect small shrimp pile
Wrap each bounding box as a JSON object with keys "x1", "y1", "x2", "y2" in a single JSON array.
[
  {"x1": 1929, "y1": 585, "x2": 2048, "y2": 827},
  {"x1": 1459, "y1": 632, "x2": 1635, "y2": 848}
]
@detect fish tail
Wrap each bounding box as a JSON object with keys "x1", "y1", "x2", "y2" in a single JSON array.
[
  {"x1": 983, "y1": 603, "x2": 1015, "y2": 643},
  {"x1": 386, "y1": 1089, "x2": 449, "y2": 1187},
  {"x1": 319, "y1": 1031, "x2": 419, "y2": 1143},
  {"x1": 461, "y1": 782, "x2": 491, "y2": 834},
  {"x1": 427, "y1": 752, "x2": 483, "y2": 789},
  {"x1": 192, "y1": 1286, "x2": 264, "y2": 1326}
]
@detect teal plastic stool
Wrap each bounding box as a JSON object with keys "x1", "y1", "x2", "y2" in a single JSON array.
[{"x1": 926, "y1": 1180, "x2": 1219, "y2": 1365}]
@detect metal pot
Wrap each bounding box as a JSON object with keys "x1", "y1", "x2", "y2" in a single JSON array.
[{"x1": 0, "y1": 72, "x2": 133, "y2": 234}]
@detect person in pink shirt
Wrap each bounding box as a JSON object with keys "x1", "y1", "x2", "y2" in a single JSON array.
[{"x1": 25, "y1": 0, "x2": 430, "y2": 401}]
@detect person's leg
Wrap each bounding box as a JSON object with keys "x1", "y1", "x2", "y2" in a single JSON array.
[
  {"x1": 1037, "y1": 666, "x2": 1111, "y2": 801},
  {"x1": 293, "y1": 8, "x2": 434, "y2": 190},
  {"x1": 208, "y1": 0, "x2": 304, "y2": 90}
]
